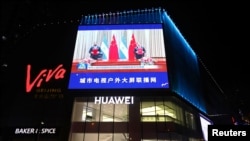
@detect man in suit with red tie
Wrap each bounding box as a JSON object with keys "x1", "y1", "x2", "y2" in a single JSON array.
[
  {"x1": 134, "y1": 43, "x2": 146, "y2": 60},
  {"x1": 89, "y1": 43, "x2": 103, "y2": 60}
]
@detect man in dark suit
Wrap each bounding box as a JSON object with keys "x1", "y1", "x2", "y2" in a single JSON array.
[
  {"x1": 89, "y1": 43, "x2": 103, "y2": 60},
  {"x1": 134, "y1": 43, "x2": 146, "y2": 60}
]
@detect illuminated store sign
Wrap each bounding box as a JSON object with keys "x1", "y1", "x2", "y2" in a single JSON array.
[
  {"x1": 200, "y1": 114, "x2": 213, "y2": 141},
  {"x1": 94, "y1": 96, "x2": 134, "y2": 104},
  {"x1": 26, "y1": 64, "x2": 66, "y2": 93},
  {"x1": 15, "y1": 128, "x2": 57, "y2": 135}
]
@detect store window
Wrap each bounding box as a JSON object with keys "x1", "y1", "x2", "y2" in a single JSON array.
[
  {"x1": 70, "y1": 98, "x2": 129, "y2": 141},
  {"x1": 140, "y1": 99, "x2": 183, "y2": 124},
  {"x1": 71, "y1": 100, "x2": 128, "y2": 122},
  {"x1": 185, "y1": 111, "x2": 196, "y2": 130},
  {"x1": 70, "y1": 97, "x2": 203, "y2": 141}
]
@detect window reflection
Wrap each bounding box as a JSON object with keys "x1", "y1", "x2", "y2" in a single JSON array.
[
  {"x1": 185, "y1": 111, "x2": 196, "y2": 130},
  {"x1": 72, "y1": 101, "x2": 128, "y2": 122},
  {"x1": 140, "y1": 101, "x2": 182, "y2": 123}
]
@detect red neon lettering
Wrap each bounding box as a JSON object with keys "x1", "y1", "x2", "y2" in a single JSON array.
[{"x1": 26, "y1": 64, "x2": 66, "y2": 93}]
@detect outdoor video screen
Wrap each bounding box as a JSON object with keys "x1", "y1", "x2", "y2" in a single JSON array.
[{"x1": 68, "y1": 24, "x2": 169, "y2": 89}]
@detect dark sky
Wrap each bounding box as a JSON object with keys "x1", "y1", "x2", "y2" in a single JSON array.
[{"x1": 1, "y1": 1, "x2": 249, "y2": 112}]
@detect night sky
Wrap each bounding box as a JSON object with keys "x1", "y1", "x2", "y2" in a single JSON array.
[{"x1": 1, "y1": 1, "x2": 249, "y2": 115}]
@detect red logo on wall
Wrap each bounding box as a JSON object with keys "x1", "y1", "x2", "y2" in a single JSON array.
[{"x1": 26, "y1": 64, "x2": 66, "y2": 93}]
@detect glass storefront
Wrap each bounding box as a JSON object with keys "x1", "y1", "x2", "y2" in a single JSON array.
[{"x1": 68, "y1": 96, "x2": 203, "y2": 141}]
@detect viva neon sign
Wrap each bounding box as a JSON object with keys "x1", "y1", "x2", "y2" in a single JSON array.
[{"x1": 26, "y1": 64, "x2": 66, "y2": 93}]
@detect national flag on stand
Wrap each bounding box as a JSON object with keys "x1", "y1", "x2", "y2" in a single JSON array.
[
  {"x1": 100, "y1": 36, "x2": 109, "y2": 60},
  {"x1": 109, "y1": 35, "x2": 119, "y2": 61},
  {"x1": 119, "y1": 35, "x2": 128, "y2": 60},
  {"x1": 128, "y1": 34, "x2": 137, "y2": 60}
]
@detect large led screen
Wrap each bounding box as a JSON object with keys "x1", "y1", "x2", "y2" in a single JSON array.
[{"x1": 68, "y1": 24, "x2": 169, "y2": 89}]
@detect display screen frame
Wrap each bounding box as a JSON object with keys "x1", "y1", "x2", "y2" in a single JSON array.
[{"x1": 68, "y1": 23, "x2": 169, "y2": 90}]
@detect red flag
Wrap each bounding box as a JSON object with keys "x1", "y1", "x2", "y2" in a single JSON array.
[
  {"x1": 109, "y1": 35, "x2": 119, "y2": 61},
  {"x1": 128, "y1": 34, "x2": 136, "y2": 60}
]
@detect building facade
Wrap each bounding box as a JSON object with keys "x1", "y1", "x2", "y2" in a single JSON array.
[{"x1": 1, "y1": 8, "x2": 224, "y2": 141}]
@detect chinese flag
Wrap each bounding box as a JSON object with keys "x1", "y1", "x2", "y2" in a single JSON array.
[
  {"x1": 128, "y1": 34, "x2": 136, "y2": 60},
  {"x1": 109, "y1": 35, "x2": 119, "y2": 61}
]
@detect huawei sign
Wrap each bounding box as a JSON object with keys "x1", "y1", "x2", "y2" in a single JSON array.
[{"x1": 26, "y1": 64, "x2": 66, "y2": 93}]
